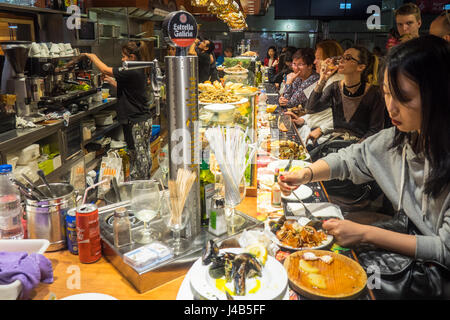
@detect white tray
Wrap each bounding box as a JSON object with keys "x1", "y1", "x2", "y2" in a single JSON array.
[{"x1": 0, "y1": 239, "x2": 49, "y2": 300}]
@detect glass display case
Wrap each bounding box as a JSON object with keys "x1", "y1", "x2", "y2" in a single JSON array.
[{"x1": 198, "y1": 59, "x2": 259, "y2": 196}]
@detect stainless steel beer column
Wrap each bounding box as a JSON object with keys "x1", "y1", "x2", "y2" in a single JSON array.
[
  {"x1": 165, "y1": 56, "x2": 201, "y2": 239},
  {"x1": 163, "y1": 11, "x2": 201, "y2": 240}
]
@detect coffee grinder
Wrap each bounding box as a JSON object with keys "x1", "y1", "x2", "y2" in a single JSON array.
[{"x1": 0, "y1": 41, "x2": 32, "y2": 117}]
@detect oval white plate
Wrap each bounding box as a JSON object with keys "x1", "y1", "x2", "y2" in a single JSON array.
[
  {"x1": 199, "y1": 98, "x2": 248, "y2": 106},
  {"x1": 265, "y1": 217, "x2": 334, "y2": 251},
  {"x1": 204, "y1": 103, "x2": 236, "y2": 113},
  {"x1": 267, "y1": 159, "x2": 311, "y2": 173},
  {"x1": 60, "y1": 293, "x2": 118, "y2": 300},
  {"x1": 189, "y1": 248, "x2": 288, "y2": 300},
  {"x1": 281, "y1": 184, "x2": 313, "y2": 201}
]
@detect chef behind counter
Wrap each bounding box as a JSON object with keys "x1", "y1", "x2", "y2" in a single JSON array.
[{"x1": 82, "y1": 41, "x2": 153, "y2": 180}]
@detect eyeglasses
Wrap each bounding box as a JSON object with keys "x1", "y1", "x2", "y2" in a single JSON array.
[
  {"x1": 339, "y1": 55, "x2": 361, "y2": 64},
  {"x1": 292, "y1": 62, "x2": 307, "y2": 67}
]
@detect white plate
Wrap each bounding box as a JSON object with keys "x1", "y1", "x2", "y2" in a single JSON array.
[
  {"x1": 267, "y1": 159, "x2": 311, "y2": 173},
  {"x1": 189, "y1": 248, "x2": 288, "y2": 300},
  {"x1": 60, "y1": 293, "x2": 118, "y2": 300},
  {"x1": 204, "y1": 103, "x2": 236, "y2": 113},
  {"x1": 281, "y1": 184, "x2": 313, "y2": 201},
  {"x1": 199, "y1": 98, "x2": 248, "y2": 106},
  {"x1": 264, "y1": 215, "x2": 334, "y2": 251},
  {"x1": 177, "y1": 264, "x2": 290, "y2": 300},
  {"x1": 286, "y1": 202, "x2": 344, "y2": 220}
]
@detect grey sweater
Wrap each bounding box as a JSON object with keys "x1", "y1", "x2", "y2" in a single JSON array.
[{"x1": 322, "y1": 127, "x2": 450, "y2": 267}]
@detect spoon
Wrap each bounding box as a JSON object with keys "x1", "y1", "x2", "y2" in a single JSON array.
[{"x1": 37, "y1": 169, "x2": 56, "y2": 198}]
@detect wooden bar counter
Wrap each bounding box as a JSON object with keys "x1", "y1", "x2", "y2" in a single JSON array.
[{"x1": 29, "y1": 197, "x2": 257, "y2": 300}]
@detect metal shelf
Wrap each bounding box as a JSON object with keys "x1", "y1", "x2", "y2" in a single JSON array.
[
  {"x1": 0, "y1": 3, "x2": 88, "y2": 17},
  {"x1": 81, "y1": 121, "x2": 120, "y2": 147}
]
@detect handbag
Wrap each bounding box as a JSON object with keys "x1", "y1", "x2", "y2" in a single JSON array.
[{"x1": 354, "y1": 211, "x2": 450, "y2": 300}]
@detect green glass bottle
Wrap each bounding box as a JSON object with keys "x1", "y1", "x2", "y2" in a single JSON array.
[{"x1": 200, "y1": 158, "x2": 215, "y2": 227}]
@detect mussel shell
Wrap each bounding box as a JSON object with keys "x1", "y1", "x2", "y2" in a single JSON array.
[{"x1": 202, "y1": 240, "x2": 220, "y2": 265}]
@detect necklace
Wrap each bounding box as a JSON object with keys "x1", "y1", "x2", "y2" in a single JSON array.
[
  {"x1": 343, "y1": 81, "x2": 366, "y2": 97},
  {"x1": 345, "y1": 81, "x2": 361, "y2": 89}
]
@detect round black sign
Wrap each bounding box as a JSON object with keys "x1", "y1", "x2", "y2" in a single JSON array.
[{"x1": 163, "y1": 11, "x2": 198, "y2": 48}]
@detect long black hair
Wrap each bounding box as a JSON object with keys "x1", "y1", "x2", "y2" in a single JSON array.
[
  {"x1": 266, "y1": 46, "x2": 278, "y2": 60},
  {"x1": 386, "y1": 35, "x2": 450, "y2": 197},
  {"x1": 351, "y1": 45, "x2": 376, "y2": 84}
]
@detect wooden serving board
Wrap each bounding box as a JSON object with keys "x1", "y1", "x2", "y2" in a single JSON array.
[{"x1": 284, "y1": 250, "x2": 367, "y2": 300}]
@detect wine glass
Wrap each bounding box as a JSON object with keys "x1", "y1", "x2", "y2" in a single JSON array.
[
  {"x1": 158, "y1": 149, "x2": 169, "y2": 188},
  {"x1": 131, "y1": 180, "x2": 161, "y2": 244},
  {"x1": 278, "y1": 113, "x2": 292, "y2": 140},
  {"x1": 223, "y1": 174, "x2": 246, "y2": 235},
  {"x1": 161, "y1": 190, "x2": 191, "y2": 255}
]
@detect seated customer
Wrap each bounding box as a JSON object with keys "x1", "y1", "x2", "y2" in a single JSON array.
[
  {"x1": 278, "y1": 36, "x2": 450, "y2": 298},
  {"x1": 279, "y1": 48, "x2": 319, "y2": 109},
  {"x1": 305, "y1": 45, "x2": 385, "y2": 142},
  {"x1": 285, "y1": 40, "x2": 344, "y2": 146},
  {"x1": 270, "y1": 51, "x2": 293, "y2": 88}
]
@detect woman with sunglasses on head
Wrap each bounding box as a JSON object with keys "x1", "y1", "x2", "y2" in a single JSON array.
[
  {"x1": 278, "y1": 36, "x2": 450, "y2": 290},
  {"x1": 82, "y1": 41, "x2": 153, "y2": 180},
  {"x1": 305, "y1": 45, "x2": 385, "y2": 144}
]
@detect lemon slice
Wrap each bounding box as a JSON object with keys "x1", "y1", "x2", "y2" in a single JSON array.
[{"x1": 245, "y1": 243, "x2": 268, "y2": 266}]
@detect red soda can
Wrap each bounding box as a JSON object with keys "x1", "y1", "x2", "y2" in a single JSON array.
[{"x1": 76, "y1": 203, "x2": 102, "y2": 263}]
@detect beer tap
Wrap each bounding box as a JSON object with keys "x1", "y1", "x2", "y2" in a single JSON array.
[{"x1": 120, "y1": 59, "x2": 164, "y2": 116}]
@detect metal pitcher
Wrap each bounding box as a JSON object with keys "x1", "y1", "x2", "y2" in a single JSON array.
[{"x1": 25, "y1": 183, "x2": 76, "y2": 252}]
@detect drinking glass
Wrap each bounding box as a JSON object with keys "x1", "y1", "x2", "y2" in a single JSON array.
[
  {"x1": 278, "y1": 113, "x2": 292, "y2": 140},
  {"x1": 223, "y1": 174, "x2": 246, "y2": 235},
  {"x1": 131, "y1": 180, "x2": 161, "y2": 244},
  {"x1": 161, "y1": 190, "x2": 191, "y2": 255},
  {"x1": 158, "y1": 149, "x2": 169, "y2": 188}
]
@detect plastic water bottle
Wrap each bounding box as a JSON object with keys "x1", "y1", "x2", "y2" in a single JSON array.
[
  {"x1": 258, "y1": 88, "x2": 267, "y2": 112},
  {"x1": 0, "y1": 164, "x2": 24, "y2": 239}
]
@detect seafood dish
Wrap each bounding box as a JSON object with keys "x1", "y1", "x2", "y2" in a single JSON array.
[
  {"x1": 224, "y1": 64, "x2": 249, "y2": 74},
  {"x1": 199, "y1": 90, "x2": 241, "y2": 104},
  {"x1": 279, "y1": 140, "x2": 308, "y2": 160},
  {"x1": 202, "y1": 240, "x2": 262, "y2": 296},
  {"x1": 269, "y1": 216, "x2": 327, "y2": 249}
]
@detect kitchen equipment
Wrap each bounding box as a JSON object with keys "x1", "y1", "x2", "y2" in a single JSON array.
[
  {"x1": 37, "y1": 169, "x2": 56, "y2": 198},
  {"x1": 25, "y1": 183, "x2": 76, "y2": 251},
  {"x1": 0, "y1": 41, "x2": 31, "y2": 117}
]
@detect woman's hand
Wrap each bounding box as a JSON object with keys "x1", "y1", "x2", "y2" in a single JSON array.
[
  {"x1": 284, "y1": 111, "x2": 305, "y2": 126},
  {"x1": 103, "y1": 75, "x2": 117, "y2": 88},
  {"x1": 319, "y1": 58, "x2": 338, "y2": 83},
  {"x1": 272, "y1": 59, "x2": 279, "y2": 68},
  {"x1": 306, "y1": 127, "x2": 323, "y2": 144},
  {"x1": 322, "y1": 219, "x2": 369, "y2": 247},
  {"x1": 279, "y1": 96, "x2": 288, "y2": 106},
  {"x1": 81, "y1": 53, "x2": 96, "y2": 60},
  {"x1": 286, "y1": 71, "x2": 300, "y2": 85},
  {"x1": 278, "y1": 169, "x2": 309, "y2": 196}
]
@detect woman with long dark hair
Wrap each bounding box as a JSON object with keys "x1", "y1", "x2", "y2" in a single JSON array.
[
  {"x1": 82, "y1": 41, "x2": 153, "y2": 180},
  {"x1": 305, "y1": 45, "x2": 385, "y2": 142},
  {"x1": 264, "y1": 46, "x2": 278, "y2": 70},
  {"x1": 278, "y1": 35, "x2": 450, "y2": 272}
]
